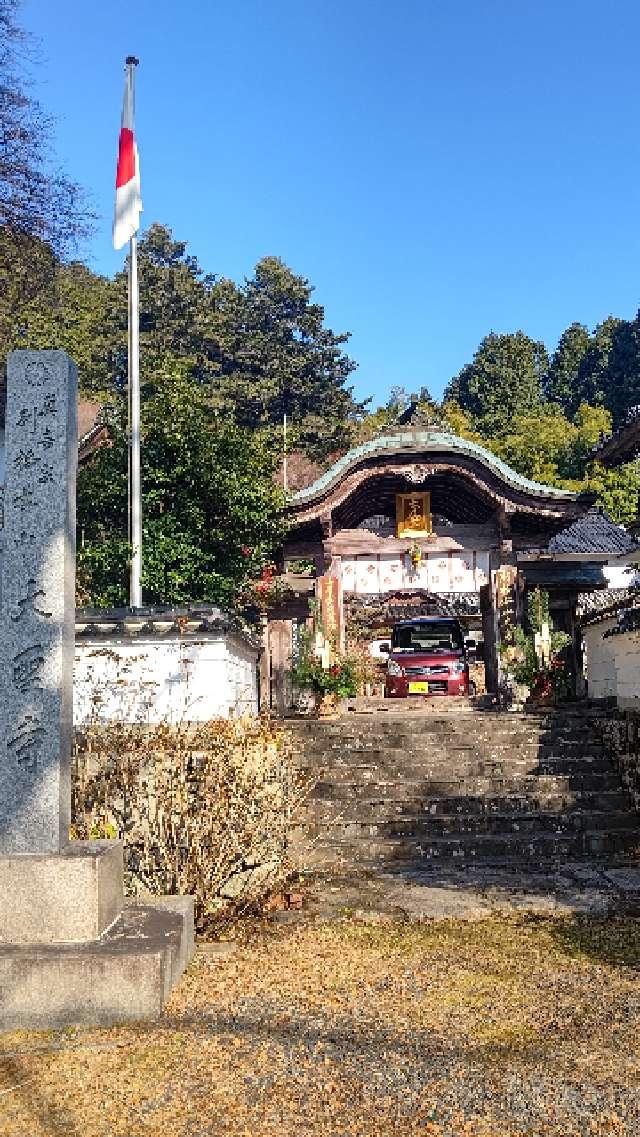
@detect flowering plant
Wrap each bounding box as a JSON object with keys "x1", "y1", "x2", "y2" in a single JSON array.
[
  {"x1": 407, "y1": 543, "x2": 422, "y2": 569},
  {"x1": 238, "y1": 565, "x2": 295, "y2": 612},
  {"x1": 292, "y1": 651, "x2": 359, "y2": 698}
]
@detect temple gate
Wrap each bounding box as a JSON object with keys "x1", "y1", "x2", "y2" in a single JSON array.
[{"x1": 266, "y1": 430, "x2": 627, "y2": 710}]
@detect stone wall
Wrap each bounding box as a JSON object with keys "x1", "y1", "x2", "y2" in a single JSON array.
[{"x1": 597, "y1": 710, "x2": 640, "y2": 814}]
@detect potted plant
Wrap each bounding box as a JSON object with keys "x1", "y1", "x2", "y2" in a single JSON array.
[{"x1": 500, "y1": 591, "x2": 572, "y2": 708}]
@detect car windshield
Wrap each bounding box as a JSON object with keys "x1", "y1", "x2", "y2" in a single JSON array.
[{"x1": 391, "y1": 621, "x2": 463, "y2": 654}]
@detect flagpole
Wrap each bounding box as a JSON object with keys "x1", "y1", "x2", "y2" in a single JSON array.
[
  {"x1": 127, "y1": 55, "x2": 141, "y2": 609},
  {"x1": 129, "y1": 229, "x2": 142, "y2": 608},
  {"x1": 114, "y1": 54, "x2": 142, "y2": 607}
]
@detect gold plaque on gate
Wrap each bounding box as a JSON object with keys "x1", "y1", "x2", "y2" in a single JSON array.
[{"x1": 395, "y1": 492, "x2": 432, "y2": 538}]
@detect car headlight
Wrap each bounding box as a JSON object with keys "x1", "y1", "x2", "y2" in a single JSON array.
[
  {"x1": 451, "y1": 661, "x2": 467, "y2": 674},
  {"x1": 387, "y1": 660, "x2": 404, "y2": 677}
]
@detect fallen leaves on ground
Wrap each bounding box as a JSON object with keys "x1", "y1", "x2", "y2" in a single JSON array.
[{"x1": 1, "y1": 915, "x2": 639, "y2": 1136}]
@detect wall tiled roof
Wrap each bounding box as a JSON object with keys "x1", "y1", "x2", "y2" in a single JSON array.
[
  {"x1": 578, "y1": 585, "x2": 640, "y2": 624},
  {"x1": 75, "y1": 603, "x2": 260, "y2": 649}
]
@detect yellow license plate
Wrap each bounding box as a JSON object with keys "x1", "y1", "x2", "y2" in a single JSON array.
[{"x1": 408, "y1": 682, "x2": 429, "y2": 693}]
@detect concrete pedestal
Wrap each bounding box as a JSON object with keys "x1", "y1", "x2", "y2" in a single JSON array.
[
  {"x1": 0, "y1": 841, "x2": 124, "y2": 944},
  {"x1": 0, "y1": 897, "x2": 194, "y2": 1029},
  {"x1": 0, "y1": 840, "x2": 195, "y2": 1030}
]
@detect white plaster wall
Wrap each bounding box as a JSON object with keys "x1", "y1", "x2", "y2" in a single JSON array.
[
  {"x1": 613, "y1": 630, "x2": 640, "y2": 711},
  {"x1": 74, "y1": 634, "x2": 259, "y2": 724},
  {"x1": 341, "y1": 550, "x2": 490, "y2": 594},
  {"x1": 583, "y1": 618, "x2": 617, "y2": 699},
  {"x1": 603, "y1": 565, "x2": 638, "y2": 589}
]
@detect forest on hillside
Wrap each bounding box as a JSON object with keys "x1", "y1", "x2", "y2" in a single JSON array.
[{"x1": 1, "y1": 0, "x2": 639, "y2": 608}]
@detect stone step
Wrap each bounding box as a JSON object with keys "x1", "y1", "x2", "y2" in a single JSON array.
[
  {"x1": 296, "y1": 744, "x2": 604, "y2": 764},
  {"x1": 302, "y1": 771, "x2": 622, "y2": 794},
  {"x1": 297, "y1": 809, "x2": 636, "y2": 839},
  {"x1": 288, "y1": 730, "x2": 597, "y2": 748},
  {"x1": 291, "y1": 735, "x2": 600, "y2": 752},
  {"x1": 295, "y1": 732, "x2": 603, "y2": 748},
  {"x1": 298, "y1": 760, "x2": 613, "y2": 783},
  {"x1": 341, "y1": 698, "x2": 601, "y2": 713},
  {"x1": 306, "y1": 787, "x2": 630, "y2": 814},
  {"x1": 286, "y1": 708, "x2": 632, "y2": 876},
  {"x1": 292, "y1": 828, "x2": 640, "y2": 867},
  {"x1": 288, "y1": 725, "x2": 598, "y2": 745},
  {"x1": 285, "y1": 714, "x2": 595, "y2": 732}
]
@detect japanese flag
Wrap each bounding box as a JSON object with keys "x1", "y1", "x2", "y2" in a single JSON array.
[{"x1": 112, "y1": 62, "x2": 142, "y2": 250}]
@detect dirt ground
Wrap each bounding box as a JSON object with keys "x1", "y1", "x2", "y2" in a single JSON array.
[{"x1": 1, "y1": 914, "x2": 640, "y2": 1137}]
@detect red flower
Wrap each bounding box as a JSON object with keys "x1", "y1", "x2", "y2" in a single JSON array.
[{"x1": 241, "y1": 546, "x2": 252, "y2": 558}]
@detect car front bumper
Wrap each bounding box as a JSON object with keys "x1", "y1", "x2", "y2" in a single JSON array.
[{"x1": 385, "y1": 674, "x2": 469, "y2": 698}]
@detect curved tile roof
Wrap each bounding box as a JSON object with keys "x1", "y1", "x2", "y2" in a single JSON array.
[{"x1": 291, "y1": 431, "x2": 578, "y2": 505}]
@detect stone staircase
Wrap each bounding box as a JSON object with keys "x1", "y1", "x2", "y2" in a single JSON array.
[{"x1": 287, "y1": 706, "x2": 640, "y2": 871}]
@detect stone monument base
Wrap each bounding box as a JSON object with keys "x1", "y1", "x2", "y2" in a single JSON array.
[
  {"x1": 0, "y1": 841, "x2": 124, "y2": 943},
  {"x1": 0, "y1": 843, "x2": 194, "y2": 1030}
]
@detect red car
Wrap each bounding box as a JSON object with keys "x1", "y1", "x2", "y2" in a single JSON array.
[{"x1": 383, "y1": 617, "x2": 470, "y2": 698}]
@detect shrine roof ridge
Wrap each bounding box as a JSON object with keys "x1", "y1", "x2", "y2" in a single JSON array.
[{"x1": 290, "y1": 431, "x2": 579, "y2": 505}]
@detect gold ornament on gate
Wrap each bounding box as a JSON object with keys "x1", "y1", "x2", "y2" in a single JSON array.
[{"x1": 396, "y1": 492, "x2": 432, "y2": 538}]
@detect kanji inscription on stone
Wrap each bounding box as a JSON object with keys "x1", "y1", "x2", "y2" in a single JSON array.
[
  {"x1": 0, "y1": 350, "x2": 77, "y2": 855},
  {"x1": 12, "y1": 645, "x2": 46, "y2": 693}
]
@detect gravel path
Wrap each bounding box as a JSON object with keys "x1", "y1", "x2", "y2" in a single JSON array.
[{"x1": 1, "y1": 915, "x2": 640, "y2": 1136}]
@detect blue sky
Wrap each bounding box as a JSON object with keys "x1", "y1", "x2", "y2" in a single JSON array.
[{"x1": 23, "y1": 0, "x2": 640, "y2": 407}]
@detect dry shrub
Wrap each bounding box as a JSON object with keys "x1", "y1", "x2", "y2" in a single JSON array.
[{"x1": 71, "y1": 716, "x2": 309, "y2": 934}]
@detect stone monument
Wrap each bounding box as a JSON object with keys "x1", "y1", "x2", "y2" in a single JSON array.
[{"x1": 0, "y1": 351, "x2": 194, "y2": 1029}]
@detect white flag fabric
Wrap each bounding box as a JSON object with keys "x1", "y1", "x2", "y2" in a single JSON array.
[{"x1": 112, "y1": 64, "x2": 142, "y2": 250}]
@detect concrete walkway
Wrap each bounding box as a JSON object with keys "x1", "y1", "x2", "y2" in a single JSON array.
[{"x1": 291, "y1": 861, "x2": 640, "y2": 924}]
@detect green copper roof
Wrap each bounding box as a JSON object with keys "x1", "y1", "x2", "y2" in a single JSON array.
[{"x1": 291, "y1": 431, "x2": 578, "y2": 505}]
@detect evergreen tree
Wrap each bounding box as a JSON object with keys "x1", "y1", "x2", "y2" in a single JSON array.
[
  {"x1": 574, "y1": 316, "x2": 624, "y2": 413},
  {"x1": 544, "y1": 322, "x2": 591, "y2": 415},
  {"x1": 598, "y1": 312, "x2": 640, "y2": 427},
  {"x1": 212, "y1": 255, "x2": 364, "y2": 459},
  {"x1": 582, "y1": 461, "x2": 640, "y2": 525},
  {"x1": 77, "y1": 364, "x2": 286, "y2": 607},
  {"x1": 444, "y1": 331, "x2": 548, "y2": 437},
  {"x1": 108, "y1": 223, "x2": 225, "y2": 392},
  {"x1": 1, "y1": 255, "x2": 116, "y2": 392}
]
